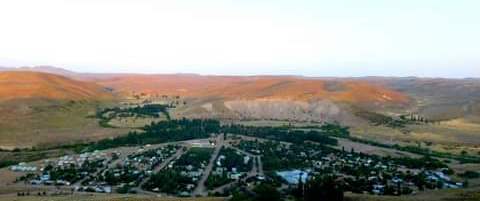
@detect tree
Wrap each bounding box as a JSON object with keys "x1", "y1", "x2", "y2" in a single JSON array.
[
  {"x1": 231, "y1": 191, "x2": 253, "y2": 201},
  {"x1": 253, "y1": 184, "x2": 281, "y2": 201},
  {"x1": 292, "y1": 174, "x2": 305, "y2": 199},
  {"x1": 304, "y1": 175, "x2": 344, "y2": 201}
]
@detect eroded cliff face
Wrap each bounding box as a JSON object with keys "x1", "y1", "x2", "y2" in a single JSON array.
[{"x1": 177, "y1": 98, "x2": 360, "y2": 125}]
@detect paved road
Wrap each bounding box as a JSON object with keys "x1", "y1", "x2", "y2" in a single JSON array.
[
  {"x1": 138, "y1": 147, "x2": 187, "y2": 187},
  {"x1": 192, "y1": 134, "x2": 225, "y2": 196},
  {"x1": 257, "y1": 156, "x2": 264, "y2": 175},
  {"x1": 74, "y1": 156, "x2": 122, "y2": 187},
  {"x1": 228, "y1": 146, "x2": 264, "y2": 176},
  {"x1": 209, "y1": 145, "x2": 265, "y2": 194},
  {"x1": 210, "y1": 157, "x2": 258, "y2": 194}
]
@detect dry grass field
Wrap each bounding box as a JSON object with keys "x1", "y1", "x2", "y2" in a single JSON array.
[
  {"x1": 335, "y1": 138, "x2": 422, "y2": 158},
  {"x1": 0, "y1": 100, "x2": 129, "y2": 149},
  {"x1": 351, "y1": 119, "x2": 480, "y2": 155},
  {"x1": 345, "y1": 187, "x2": 480, "y2": 201},
  {"x1": 0, "y1": 194, "x2": 226, "y2": 201},
  {"x1": 106, "y1": 116, "x2": 168, "y2": 128},
  {"x1": 0, "y1": 189, "x2": 479, "y2": 201}
]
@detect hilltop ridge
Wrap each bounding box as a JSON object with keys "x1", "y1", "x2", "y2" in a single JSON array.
[{"x1": 0, "y1": 71, "x2": 112, "y2": 101}]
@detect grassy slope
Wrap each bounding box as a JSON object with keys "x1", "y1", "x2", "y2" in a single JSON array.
[
  {"x1": 0, "y1": 195, "x2": 226, "y2": 201},
  {"x1": 0, "y1": 99, "x2": 129, "y2": 149},
  {"x1": 351, "y1": 120, "x2": 480, "y2": 155},
  {"x1": 0, "y1": 189, "x2": 478, "y2": 201},
  {"x1": 345, "y1": 187, "x2": 480, "y2": 201}
]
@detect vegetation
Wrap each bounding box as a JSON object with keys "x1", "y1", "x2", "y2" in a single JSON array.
[
  {"x1": 252, "y1": 184, "x2": 282, "y2": 201},
  {"x1": 348, "y1": 136, "x2": 480, "y2": 164},
  {"x1": 89, "y1": 119, "x2": 220, "y2": 150},
  {"x1": 387, "y1": 156, "x2": 447, "y2": 169},
  {"x1": 205, "y1": 147, "x2": 253, "y2": 189},
  {"x1": 176, "y1": 147, "x2": 214, "y2": 167},
  {"x1": 0, "y1": 149, "x2": 71, "y2": 169},
  {"x1": 222, "y1": 124, "x2": 342, "y2": 145},
  {"x1": 142, "y1": 169, "x2": 192, "y2": 194},
  {"x1": 143, "y1": 148, "x2": 213, "y2": 194},
  {"x1": 206, "y1": 174, "x2": 231, "y2": 190},
  {"x1": 216, "y1": 147, "x2": 252, "y2": 172},
  {"x1": 355, "y1": 111, "x2": 409, "y2": 128},
  {"x1": 0, "y1": 160, "x2": 17, "y2": 169},
  {"x1": 458, "y1": 171, "x2": 480, "y2": 179},
  {"x1": 96, "y1": 104, "x2": 171, "y2": 127},
  {"x1": 302, "y1": 175, "x2": 344, "y2": 201}
]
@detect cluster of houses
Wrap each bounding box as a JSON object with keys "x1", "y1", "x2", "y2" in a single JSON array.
[
  {"x1": 425, "y1": 170, "x2": 463, "y2": 189},
  {"x1": 311, "y1": 153, "x2": 464, "y2": 194},
  {"x1": 75, "y1": 185, "x2": 113, "y2": 193},
  {"x1": 9, "y1": 134, "x2": 467, "y2": 197},
  {"x1": 170, "y1": 162, "x2": 206, "y2": 193},
  {"x1": 27, "y1": 151, "x2": 111, "y2": 186},
  {"x1": 10, "y1": 162, "x2": 37, "y2": 172},
  {"x1": 82, "y1": 145, "x2": 179, "y2": 193},
  {"x1": 126, "y1": 145, "x2": 179, "y2": 173},
  {"x1": 151, "y1": 149, "x2": 213, "y2": 195},
  {"x1": 276, "y1": 170, "x2": 309, "y2": 184},
  {"x1": 234, "y1": 139, "x2": 465, "y2": 196},
  {"x1": 56, "y1": 151, "x2": 108, "y2": 168},
  {"x1": 211, "y1": 152, "x2": 251, "y2": 180},
  {"x1": 11, "y1": 146, "x2": 183, "y2": 194}
]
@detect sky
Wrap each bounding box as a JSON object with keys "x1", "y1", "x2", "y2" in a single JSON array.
[{"x1": 0, "y1": 0, "x2": 479, "y2": 78}]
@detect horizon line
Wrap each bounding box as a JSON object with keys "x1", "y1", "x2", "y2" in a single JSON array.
[{"x1": 1, "y1": 64, "x2": 479, "y2": 80}]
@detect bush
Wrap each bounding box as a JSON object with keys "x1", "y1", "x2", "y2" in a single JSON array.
[{"x1": 458, "y1": 171, "x2": 480, "y2": 179}]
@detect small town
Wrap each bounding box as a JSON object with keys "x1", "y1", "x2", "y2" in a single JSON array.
[{"x1": 7, "y1": 130, "x2": 466, "y2": 199}]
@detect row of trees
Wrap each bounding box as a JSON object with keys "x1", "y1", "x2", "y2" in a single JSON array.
[
  {"x1": 89, "y1": 119, "x2": 345, "y2": 151},
  {"x1": 89, "y1": 119, "x2": 220, "y2": 150},
  {"x1": 231, "y1": 175, "x2": 344, "y2": 201},
  {"x1": 221, "y1": 124, "x2": 340, "y2": 145}
]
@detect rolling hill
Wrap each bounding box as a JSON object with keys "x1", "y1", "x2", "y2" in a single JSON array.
[
  {"x1": 90, "y1": 74, "x2": 411, "y2": 124},
  {"x1": 0, "y1": 71, "x2": 123, "y2": 149},
  {"x1": 1, "y1": 66, "x2": 479, "y2": 148},
  {"x1": 93, "y1": 75, "x2": 410, "y2": 104},
  {"x1": 0, "y1": 71, "x2": 113, "y2": 101}
]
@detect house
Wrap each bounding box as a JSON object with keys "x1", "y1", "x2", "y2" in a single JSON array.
[
  {"x1": 372, "y1": 184, "x2": 385, "y2": 195},
  {"x1": 243, "y1": 156, "x2": 251, "y2": 164},
  {"x1": 10, "y1": 162, "x2": 37, "y2": 172},
  {"x1": 229, "y1": 173, "x2": 243, "y2": 180}
]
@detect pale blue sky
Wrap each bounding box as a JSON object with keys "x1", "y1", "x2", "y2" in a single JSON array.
[{"x1": 0, "y1": 0, "x2": 479, "y2": 77}]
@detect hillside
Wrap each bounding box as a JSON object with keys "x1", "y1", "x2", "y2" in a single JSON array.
[
  {"x1": 0, "y1": 71, "x2": 112, "y2": 101},
  {"x1": 0, "y1": 71, "x2": 124, "y2": 149},
  {"x1": 91, "y1": 75, "x2": 411, "y2": 124},
  {"x1": 94, "y1": 75, "x2": 409, "y2": 104},
  {"x1": 1, "y1": 67, "x2": 479, "y2": 148}
]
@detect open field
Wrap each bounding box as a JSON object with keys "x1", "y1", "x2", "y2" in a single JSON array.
[
  {"x1": 0, "y1": 189, "x2": 479, "y2": 201},
  {"x1": 335, "y1": 138, "x2": 422, "y2": 158},
  {"x1": 345, "y1": 187, "x2": 480, "y2": 201},
  {"x1": 0, "y1": 194, "x2": 226, "y2": 201},
  {"x1": 0, "y1": 99, "x2": 129, "y2": 149},
  {"x1": 351, "y1": 121, "x2": 480, "y2": 155},
  {"x1": 106, "y1": 116, "x2": 168, "y2": 128}
]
